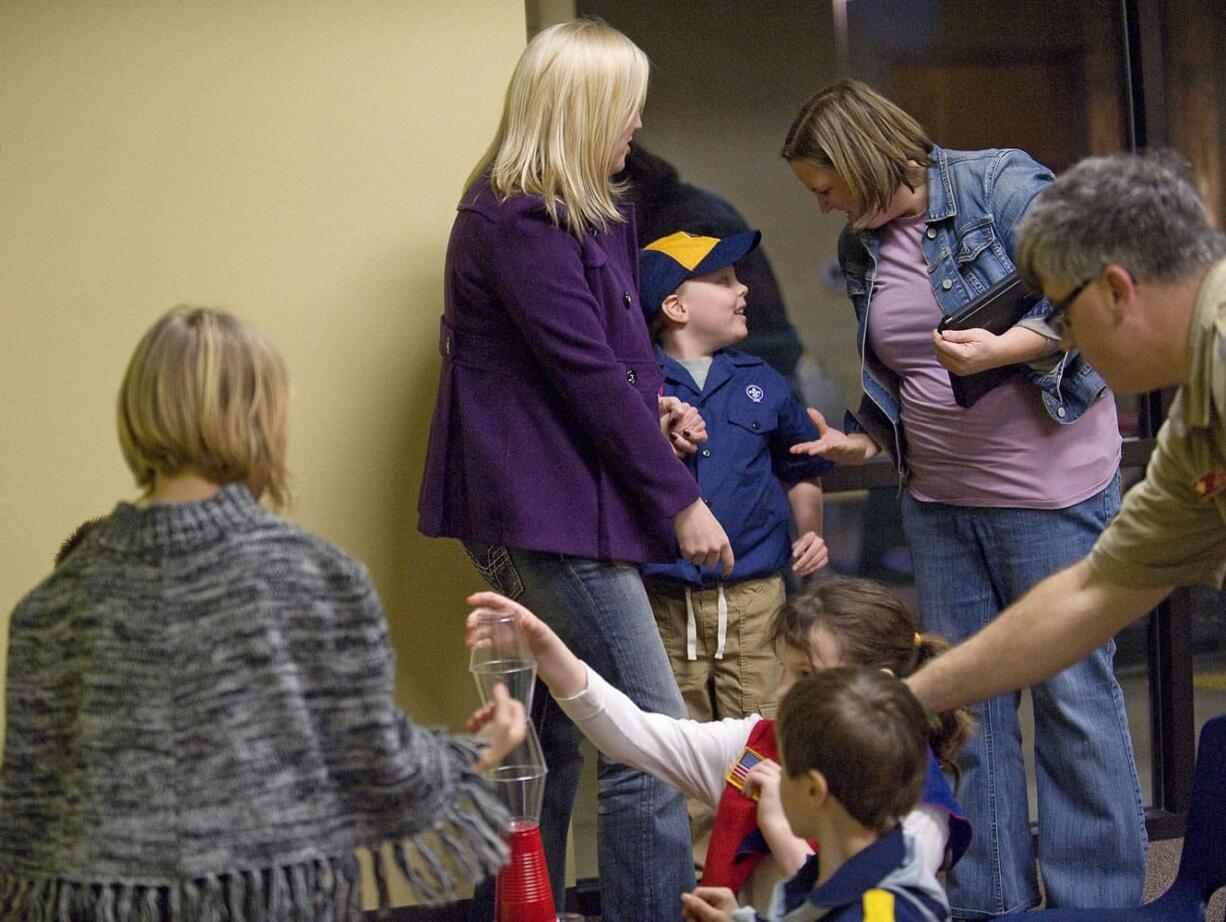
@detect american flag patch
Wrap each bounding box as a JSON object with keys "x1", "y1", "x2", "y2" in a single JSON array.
[
  {"x1": 726, "y1": 745, "x2": 767, "y2": 798},
  {"x1": 1193, "y1": 467, "x2": 1226, "y2": 501}
]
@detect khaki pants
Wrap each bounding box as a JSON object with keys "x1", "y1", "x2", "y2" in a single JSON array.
[{"x1": 645, "y1": 574, "x2": 786, "y2": 870}]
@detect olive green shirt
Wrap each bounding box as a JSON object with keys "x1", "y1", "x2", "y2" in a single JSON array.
[{"x1": 1089, "y1": 258, "x2": 1226, "y2": 589}]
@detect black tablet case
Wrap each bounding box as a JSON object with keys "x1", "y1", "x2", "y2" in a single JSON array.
[{"x1": 936, "y1": 272, "x2": 1042, "y2": 408}]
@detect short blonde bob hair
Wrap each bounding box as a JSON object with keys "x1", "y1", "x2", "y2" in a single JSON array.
[
  {"x1": 467, "y1": 19, "x2": 650, "y2": 236},
  {"x1": 782, "y1": 79, "x2": 933, "y2": 220},
  {"x1": 118, "y1": 306, "x2": 290, "y2": 509}
]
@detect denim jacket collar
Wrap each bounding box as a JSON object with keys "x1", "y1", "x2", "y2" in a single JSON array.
[{"x1": 926, "y1": 146, "x2": 958, "y2": 223}]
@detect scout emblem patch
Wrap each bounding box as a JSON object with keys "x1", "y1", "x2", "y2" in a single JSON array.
[
  {"x1": 746, "y1": 384, "x2": 764, "y2": 403},
  {"x1": 1193, "y1": 467, "x2": 1226, "y2": 501},
  {"x1": 726, "y1": 745, "x2": 767, "y2": 799}
]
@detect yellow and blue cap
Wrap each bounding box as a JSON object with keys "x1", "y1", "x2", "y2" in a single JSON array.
[{"x1": 639, "y1": 229, "x2": 761, "y2": 320}]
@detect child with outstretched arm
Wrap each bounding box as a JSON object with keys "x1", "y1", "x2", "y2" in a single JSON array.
[{"x1": 464, "y1": 578, "x2": 971, "y2": 915}]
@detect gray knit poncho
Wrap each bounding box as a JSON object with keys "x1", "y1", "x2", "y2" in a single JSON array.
[{"x1": 0, "y1": 484, "x2": 509, "y2": 921}]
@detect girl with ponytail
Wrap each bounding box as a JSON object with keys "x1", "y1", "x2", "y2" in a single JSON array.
[{"x1": 464, "y1": 577, "x2": 973, "y2": 916}]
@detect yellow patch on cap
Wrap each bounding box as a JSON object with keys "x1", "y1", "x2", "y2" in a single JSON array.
[
  {"x1": 643, "y1": 232, "x2": 721, "y2": 271},
  {"x1": 862, "y1": 888, "x2": 896, "y2": 921}
]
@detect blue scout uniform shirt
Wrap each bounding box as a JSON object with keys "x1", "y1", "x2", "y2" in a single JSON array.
[
  {"x1": 733, "y1": 825, "x2": 951, "y2": 921},
  {"x1": 641, "y1": 346, "x2": 833, "y2": 588}
]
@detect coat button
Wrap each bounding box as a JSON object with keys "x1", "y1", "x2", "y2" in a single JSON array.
[
  {"x1": 623, "y1": 291, "x2": 633, "y2": 308},
  {"x1": 1057, "y1": 406, "x2": 1067, "y2": 418},
  {"x1": 751, "y1": 421, "x2": 760, "y2": 430},
  {"x1": 926, "y1": 227, "x2": 937, "y2": 239},
  {"x1": 942, "y1": 278, "x2": 953, "y2": 290},
  {"x1": 626, "y1": 369, "x2": 636, "y2": 384},
  {"x1": 701, "y1": 449, "x2": 711, "y2": 457}
]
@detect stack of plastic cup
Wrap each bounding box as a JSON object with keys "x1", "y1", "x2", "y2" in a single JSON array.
[{"x1": 469, "y1": 609, "x2": 555, "y2": 922}]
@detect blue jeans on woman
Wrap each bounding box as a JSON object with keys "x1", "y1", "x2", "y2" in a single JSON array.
[
  {"x1": 901, "y1": 478, "x2": 1147, "y2": 919},
  {"x1": 463, "y1": 543, "x2": 695, "y2": 922}
]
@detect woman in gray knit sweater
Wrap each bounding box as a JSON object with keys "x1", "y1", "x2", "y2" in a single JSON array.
[{"x1": 0, "y1": 306, "x2": 522, "y2": 922}]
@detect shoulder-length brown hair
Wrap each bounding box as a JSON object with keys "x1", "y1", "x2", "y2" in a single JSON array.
[
  {"x1": 117, "y1": 306, "x2": 290, "y2": 509},
  {"x1": 782, "y1": 79, "x2": 933, "y2": 220}
]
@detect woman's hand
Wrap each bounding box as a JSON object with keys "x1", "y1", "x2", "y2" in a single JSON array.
[
  {"x1": 466, "y1": 683, "x2": 525, "y2": 773},
  {"x1": 789, "y1": 409, "x2": 880, "y2": 465},
  {"x1": 933, "y1": 324, "x2": 1053, "y2": 375},
  {"x1": 791, "y1": 531, "x2": 828, "y2": 576},
  {"x1": 680, "y1": 887, "x2": 739, "y2": 921},
  {"x1": 673, "y1": 499, "x2": 734, "y2": 576},
  {"x1": 932, "y1": 328, "x2": 1007, "y2": 375},
  {"x1": 744, "y1": 760, "x2": 812, "y2": 876},
  {"x1": 660, "y1": 395, "x2": 708, "y2": 458},
  {"x1": 465, "y1": 591, "x2": 587, "y2": 698}
]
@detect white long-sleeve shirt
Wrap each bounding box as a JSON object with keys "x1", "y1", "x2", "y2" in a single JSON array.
[{"x1": 556, "y1": 663, "x2": 951, "y2": 913}]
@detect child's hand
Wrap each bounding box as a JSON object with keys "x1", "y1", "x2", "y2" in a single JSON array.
[
  {"x1": 465, "y1": 591, "x2": 553, "y2": 655},
  {"x1": 744, "y1": 759, "x2": 813, "y2": 876},
  {"x1": 467, "y1": 682, "x2": 526, "y2": 773},
  {"x1": 680, "y1": 887, "x2": 739, "y2": 921},
  {"x1": 791, "y1": 531, "x2": 829, "y2": 576},
  {"x1": 465, "y1": 592, "x2": 588, "y2": 698},
  {"x1": 743, "y1": 758, "x2": 783, "y2": 814},
  {"x1": 789, "y1": 408, "x2": 880, "y2": 465},
  {"x1": 660, "y1": 395, "x2": 708, "y2": 457}
]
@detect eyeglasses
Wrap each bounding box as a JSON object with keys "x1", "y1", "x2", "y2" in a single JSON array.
[{"x1": 1045, "y1": 273, "x2": 1098, "y2": 339}]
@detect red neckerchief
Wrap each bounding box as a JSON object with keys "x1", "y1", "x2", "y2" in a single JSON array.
[{"x1": 700, "y1": 720, "x2": 818, "y2": 894}]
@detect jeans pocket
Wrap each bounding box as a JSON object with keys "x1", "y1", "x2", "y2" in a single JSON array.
[
  {"x1": 462, "y1": 542, "x2": 525, "y2": 600},
  {"x1": 1103, "y1": 470, "x2": 1122, "y2": 522}
]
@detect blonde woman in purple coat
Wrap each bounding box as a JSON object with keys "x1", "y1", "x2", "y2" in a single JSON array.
[{"x1": 419, "y1": 20, "x2": 733, "y2": 922}]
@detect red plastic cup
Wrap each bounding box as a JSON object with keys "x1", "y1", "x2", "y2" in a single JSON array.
[{"x1": 496, "y1": 819, "x2": 556, "y2": 922}]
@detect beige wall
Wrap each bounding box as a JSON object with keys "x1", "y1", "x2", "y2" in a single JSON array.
[{"x1": 0, "y1": 0, "x2": 527, "y2": 759}]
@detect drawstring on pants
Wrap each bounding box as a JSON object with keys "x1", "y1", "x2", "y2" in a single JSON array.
[{"x1": 683, "y1": 584, "x2": 728, "y2": 661}]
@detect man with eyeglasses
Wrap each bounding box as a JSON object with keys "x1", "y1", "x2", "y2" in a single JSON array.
[{"x1": 909, "y1": 150, "x2": 1226, "y2": 723}]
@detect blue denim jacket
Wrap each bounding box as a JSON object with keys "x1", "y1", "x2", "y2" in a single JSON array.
[{"x1": 838, "y1": 145, "x2": 1110, "y2": 482}]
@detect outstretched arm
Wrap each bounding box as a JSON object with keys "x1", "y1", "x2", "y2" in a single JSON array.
[
  {"x1": 789, "y1": 408, "x2": 880, "y2": 466},
  {"x1": 907, "y1": 559, "x2": 1169, "y2": 713},
  {"x1": 465, "y1": 592, "x2": 752, "y2": 804},
  {"x1": 465, "y1": 592, "x2": 587, "y2": 698}
]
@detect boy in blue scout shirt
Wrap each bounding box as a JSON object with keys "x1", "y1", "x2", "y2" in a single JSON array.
[
  {"x1": 680, "y1": 668, "x2": 951, "y2": 922},
  {"x1": 638, "y1": 230, "x2": 832, "y2": 732}
]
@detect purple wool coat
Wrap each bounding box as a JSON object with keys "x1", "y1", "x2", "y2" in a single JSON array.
[{"x1": 418, "y1": 177, "x2": 700, "y2": 563}]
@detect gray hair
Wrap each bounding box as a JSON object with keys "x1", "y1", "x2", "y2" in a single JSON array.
[{"x1": 1016, "y1": 150, "x2": 1226, "y2": 293}]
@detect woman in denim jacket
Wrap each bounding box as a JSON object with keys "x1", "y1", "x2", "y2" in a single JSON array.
[{"x1": 781, "y1": 81, "x2": 1146, "y2": 919}]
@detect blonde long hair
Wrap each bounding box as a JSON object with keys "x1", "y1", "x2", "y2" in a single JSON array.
[
  {"x1": 782, "y1": 79, "x2": 932, "y2": 221},
  {"x1": 118, "y1": 306, "x2": 290, "y2": 509},
  {"x1": 466, "y1": 19, "x2": 649, "y2": 236}
]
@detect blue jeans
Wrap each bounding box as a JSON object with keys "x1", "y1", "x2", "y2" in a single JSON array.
[
  {"x1": 901, "y1": 479, "x2": 1147, "y2": 919},
  {"x1": 463, "y1": 543, "x2": 694, "y2": 922}
]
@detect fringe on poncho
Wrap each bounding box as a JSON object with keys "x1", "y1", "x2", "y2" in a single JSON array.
[{"x1": 0, "y1": 484, "x2": 510, "y2": 921}]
